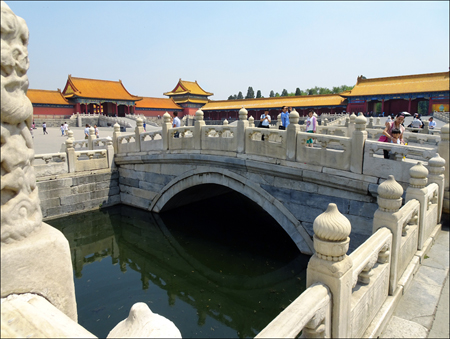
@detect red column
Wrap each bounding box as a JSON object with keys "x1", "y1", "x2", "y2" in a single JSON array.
[
  {"x1": 76, "y1": 103, "x2": 80, "y2": 114},
  {"x1": 365, "y1": 100, "x2": 368, "y2": 113},
  {"x1": 408, "y1": 98, "x2": 412, "y2": 113},
  {"x1": 428, "y1": 98, "x2": 433, "y2": 115},
  {"x1": 381, "y1": 99, "x2": 385, "y2": 114}
]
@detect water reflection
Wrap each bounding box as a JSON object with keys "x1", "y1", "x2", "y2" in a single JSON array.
[{"x1": 49, "y1": 193, "x2": 310, "y2": 338}]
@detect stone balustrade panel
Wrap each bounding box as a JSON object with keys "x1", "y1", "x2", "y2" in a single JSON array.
[
  {"x1": 168, "y1": 127, "x2": 195, "y2": 150},
  {"x1": 201, "y1": 126, "x2": 238, "y2": 152},
  {"x1": 349, "y1": 227, "x2": 392, "y2": 339},
  {"x1": 421, "y1": 183, "x2": 440, "y2": 244},
  {"x1": 34, "y1": 153, "x2": 68, "y2": 177},
  {"x1": 92, "y1": 137, "x2": 111, "y2": 150},
  {"x1": 296, "y1": 132, "x2": 352, "y2": 171},
  {"x1": 403, "y1": 132, "x2": 441, "y2": 145},
  {"x1": 316, "y1": 125, "x2": 348, "y2": 136},
  {"x1": 395, "y1": 200, "x2": 421, "y2": 280},
  {"x1": 72, "y1": 140, "x2": 89, "y2": 150},
  {"x1": 255, "y1": 282, "x2": 331, "y2": 338},
  {"x1": 245, "y1": 127, "x2": 287, "y2": 160},
  {"x1": 363, "y1": 140, "x2": 436, "y2": 183},
  {"x1": 140, "y1": 131, "x2": 163, "y2": 152},
  {"x1": 117, "y1": 133, "x2": 137, "y2": 154},
  {"x1": 74, "y1": 150, "x2": 108, "y2": 172}
]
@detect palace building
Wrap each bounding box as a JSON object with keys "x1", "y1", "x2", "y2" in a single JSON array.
[{"x1": 26, "y1": 71, "x2": 449, "y2": 119}]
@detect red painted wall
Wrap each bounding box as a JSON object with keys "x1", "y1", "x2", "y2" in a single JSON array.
[{"x1": 32, "y1": 106, "x2": 75, "y2": 116}]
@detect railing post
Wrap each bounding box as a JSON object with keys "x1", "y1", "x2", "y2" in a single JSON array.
[
  {"x1": 347, "y1": 112, "x2": 356, "y2": 137},
  {"x1": 368, "y1": 116, "x2": 374, "y2": 129},
  {"x1": 135, "y1": 118, "x2": 144, "y2": 152},
  {"x1": 88, "y1": 126, "x2": 95, "y2": 150},
  {"x1": 277, "y1": 113, "x2": 282, "y2": 129},
  {"x1": 428, "y1": 153, "x2": 446, "y2": 222},
  {"x1": 372, "y1": 175, "x2": 404, "y2": 295},
  {"x1": 162, "y1": 112, "x2": 171, "y2": 150},
  {"x1": 422, "y1": 120, "x2": 429, "y2": 134},
  {"x1": 113, "y1": 123, "x2": 121, "y2": 154},
  {"x1": 248, "y1": 116, "x2": 255, "y2": 128},
  {"x1": 306, "y1": 203, "x2": 352, "y2": 338},
  {"x1": 77, "y1": 112, "x2": 81, "y2": 127},
  {"x1": 65, "y1": 136, "x2": 76, "y2": 173},
  {"x1": 405, "y1": 162, "x2": 429, "y2": 250},
  {"x1": 437, "y1": 123, "x2": 449, "y2": 193},
  {"x1": 194, "y1": 109, "x2": 205, "y2": 150},
  {"x1": 105, "y1": 136, "x2": 115, "y2": 169},
  {"x1": 237, "y1": 107, "x2": 248, "y2": 154},
  {"x1": 350, "y1": 114, "x2": 367, "y2": 174},
  {"x1": 286, "y1": 109, "x2": 300, "y2": 161}
]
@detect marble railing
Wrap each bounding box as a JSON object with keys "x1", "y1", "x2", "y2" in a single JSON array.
[
  {"x1": 434, "y1": 111, "x2": 449, "y2": 123},
  {"x1": 257, "y1": 163, "x2": 444, "y2": 338},
  {"x1": 34, "y1": 152, "x2": 68, "y2": 177}
]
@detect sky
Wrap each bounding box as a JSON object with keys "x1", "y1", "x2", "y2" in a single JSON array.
[{"x1": 7, "y1": 1, "x2": 450, "y2": 100}]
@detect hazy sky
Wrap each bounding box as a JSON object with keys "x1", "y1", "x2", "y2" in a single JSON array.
[{"x1": 8, "y1": 1, "x2": 450, "y2": 100}]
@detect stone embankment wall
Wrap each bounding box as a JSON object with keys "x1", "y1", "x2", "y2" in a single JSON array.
[{"x1": 37, "y1": 169, "x2": 120, "y2": 220}]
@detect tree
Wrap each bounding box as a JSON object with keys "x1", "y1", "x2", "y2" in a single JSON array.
[
  {"x1": 237, "y1": 91, "x2": 243, "y2": 100},
  {"x1": 418, "y1": 101, "x2": 429, "y2": 115},
  {"x1": 275, "y1": 92, "x2": 280, "y2": 97},
  {"x1": 245, "y1": 86, "x2": 255, "y2": 99},
  {"x1": 256, "y1": 90, "x2": 262, "y2": 98},
  {"x1": 281, "y1": 89, "x2": 288, "y2": 97},
  {"x1": 228, "y1": 95, "x2": 234, "y2": 100},
  {"x1": 295, "y1": 88, "x2": 301, "y2": 96},
  {"x1": 269, "y1": 90, "x2": 275, "y2": 98}
]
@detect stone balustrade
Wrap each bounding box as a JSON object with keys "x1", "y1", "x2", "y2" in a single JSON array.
[
  {"x1": 34, "y1": 152, "x2": 67, "y2": 177},
  {"x1": 434, "y1": 111, "x2": 449, "y2": 123},
  {"x1": 257, "y1": 161, "x2": 444, "y2": 338}
]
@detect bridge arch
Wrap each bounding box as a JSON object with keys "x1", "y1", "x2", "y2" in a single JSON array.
[{"x1": 149, "y1": 168, "x2": 314, "y2": 255}]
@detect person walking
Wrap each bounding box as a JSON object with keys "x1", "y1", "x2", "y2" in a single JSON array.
[
  {"x1": 279, "y1": 106, "x2": 289, "y2": 130},
  {"x1": 172, "y1": 111, "x2": 180, "y2": 138},
  {"x1": 84, "y1": 124, "x2": 90, "y2": 139},
  {"x1": 94, "y1": 125, "x2": 99, "y2": 138},
  {"x1": 42, "y1": 122, "x2": 48, "y2": 135},
  {"x1": 60, "y1": 124, "x2": 65, "y2": 136},
  {"x1": 306, "y1": 110, "x2": 317, "y2": 147},
  {"x1": 64, "y1": 122, "x2": 69, "y2": 136}
]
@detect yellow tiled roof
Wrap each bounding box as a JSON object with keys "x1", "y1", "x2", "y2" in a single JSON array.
[
  {"x1": 62, "y1": 75, "x2": 142, "y2": 101},
  {"x1": 27, "y1": 89, "x2": 71, "y2": 105},
  {"x1": 135, "y1": 97, "x2": 182, "y2": 109},
  {"x1": 201, "y1": 94, "x2": 346, "y2": 111},
  {"x1": 343, "y1": 71, "x2": 450, "y2": 97},
  {"x1": 164, "y1": 79, "x2": 213, "y2": 96}
]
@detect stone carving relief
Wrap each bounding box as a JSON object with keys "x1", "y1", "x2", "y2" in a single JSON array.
[{"x1": 1, "y1": 1, "x2": 42, "y2": 244}]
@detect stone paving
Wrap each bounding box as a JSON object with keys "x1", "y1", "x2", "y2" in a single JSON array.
[{"x1": 381, "y1": 223, "x2": 449, "y2": 338}]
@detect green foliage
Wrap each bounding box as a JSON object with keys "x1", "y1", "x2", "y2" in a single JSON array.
[
  {"x1": 418, "y1": 101, "x2": 428, "y2": 115},
  {"x1": 295, "y1": 88, "x2": 301, "y2": 96},
  {"x1": 237, "y1": 91, "x2": 244, "y2": 100},
  {"x1": 281, "y1": 89, "x2": 288, "y2": 97},
  {"x1": 228, "y1": 95, "x2": 234, "y2": 100},
  {"x1": 269, "y1": 90, "x2": 275, "y2": 97},
  {"x1": 275, "y1": 92, "x2": 280, "y2": 97},
  {"x1": 256, "y1": 90, "x2": 262, "y2": 98},
  {"x1": 246, "y1": 86, "x2": 255, "y2": 99}
]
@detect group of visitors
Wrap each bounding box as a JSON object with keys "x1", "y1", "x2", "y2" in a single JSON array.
[
  {"x1": 84, "y1": 124, "x2": 99, "y2": 139},
  {"x1": 257, "y1": 107, "x2": 317, "y2": 145},
  {"x1": 60, "y1": 122, "x2": 69, "y2": 136}
]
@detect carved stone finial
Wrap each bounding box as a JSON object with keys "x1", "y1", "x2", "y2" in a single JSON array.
[
  {"x1": 163, "y1": 112, "x2": 171, "y2": 123},
  {"x1": 67, "y1": 130, "x2": 74, "y2": 139},
  {"x1": 440, "y1": 123, "x2": 449, "y2": 141},
  {"x1": 136, "y1": 117, "x2": 143, "y2": 127},
  {"x1": 377, "y1": 175, "x2": 403, "y2": 212},
  {"x1": 106, "y1": 136, "x2": 113, "y2": 146},
  {"x1": 113, "y1": 122, "x2": 120, "y2": 132},
  {"x1": 289, "y1": 110, "x2": 300, "y2": 124},
  {"x1": 409, "y1": 162, "x2": 428, "y2": 188},
  {"x1": 350, "y1": 113, "x2": 357, "y2": 122},
  {"x1": 248, "y1": 116, "x2": 254, "y2": 122},
  {"x1": 428, "y1": 153, "x2": 446, "y2": 176},
  {"x1": 239, "y1": 107, "x2": 248, "y2": 120},
  {"x1": 312, "y1": 203, "x2": 351, "y2": 261},
  {"x1": 355, "y1": 114, "x2": 367, "y2": 128},
  {"x1": 1, "y1": 1, "x2": 42, "y2": 244},
  {"x1": 223, "y1": 119, "x2": 229, "y2": 126},
  {"x1": 89, "y1": 126, "x2": 95, "y2": 135},
  {"x1": 195, "y1": 109, "x2": 204, "y2": 121}
]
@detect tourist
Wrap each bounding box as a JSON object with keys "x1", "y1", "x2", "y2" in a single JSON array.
[
  {"x1": 259, "y1": 110, "x2": 271, "y2": 141},
  {"x1": 385, "y1": 115, "x2": 392, "y2": 127},
  {"x1": 94, "y1": 125, "x2": 99, "y2": 138},
  {"x1": 410, "y1": 114, "x2": 423, "y2": 132},
  {"x1": 143, "y1": 120, "x2": 146, "y2": 131},
  {"x1": 306, "y1": 110, "x2": 317, "y2": 147},
  {"x1": 429, "y1": 117, "x2": 436, "y2": 129},
  {"x1": 64, "y1": 122, "x2": 68, "y2": 135},
  {"x1": 42, "y1": 121, "x2": 48, "y2": 135},
  {"x1": 380, "y1": 113, "x2": 405, "y2": 158},
  {"x1": 60, "y1": 124, "x2": 65, "y2": 136},
  {"x1": 172, "y1": 111, "x2": 180, "y2": 138},
  {"x1": 279, "y1": 106, "x2": 289, "y2": 130},
  {"x1": 32, "y1": 121, "x2": 36, "y2": 129},
  {"x1": 84, "y1": 124, "x2": 90, "y2": 139}
]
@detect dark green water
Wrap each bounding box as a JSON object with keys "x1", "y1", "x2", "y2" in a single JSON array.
[{"x1": 47, "y1": 191, "x2": 310, "y2": 338}]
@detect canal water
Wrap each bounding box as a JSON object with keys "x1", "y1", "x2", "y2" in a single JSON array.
[{"x1": 47, "y1": 190, "x2": 310, "y2": 338}]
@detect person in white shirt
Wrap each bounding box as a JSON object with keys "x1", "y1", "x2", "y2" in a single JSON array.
[
  {"x1": 259, "y1": 110, "x2": 271, "y2": 140},
  {"x1": 64, "y1": 122, "x2": 69, "y2": 136},
  {"x1": 172, "y1": 111, "x2": 180, "y2": 138},
  {"x1": 84, "y1": 124, "x2": 90, "y2": 139},
  {"x1": 428, "y1": 117, "x2": 436, "y2": 129},
  {"x1": 411, "y1": 114, "x2": 423, "y2": 132}
]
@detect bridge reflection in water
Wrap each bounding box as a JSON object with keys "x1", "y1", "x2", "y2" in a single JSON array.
[{"x1": 48, "y1": 192, "x2": 310, "y2": 338}]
